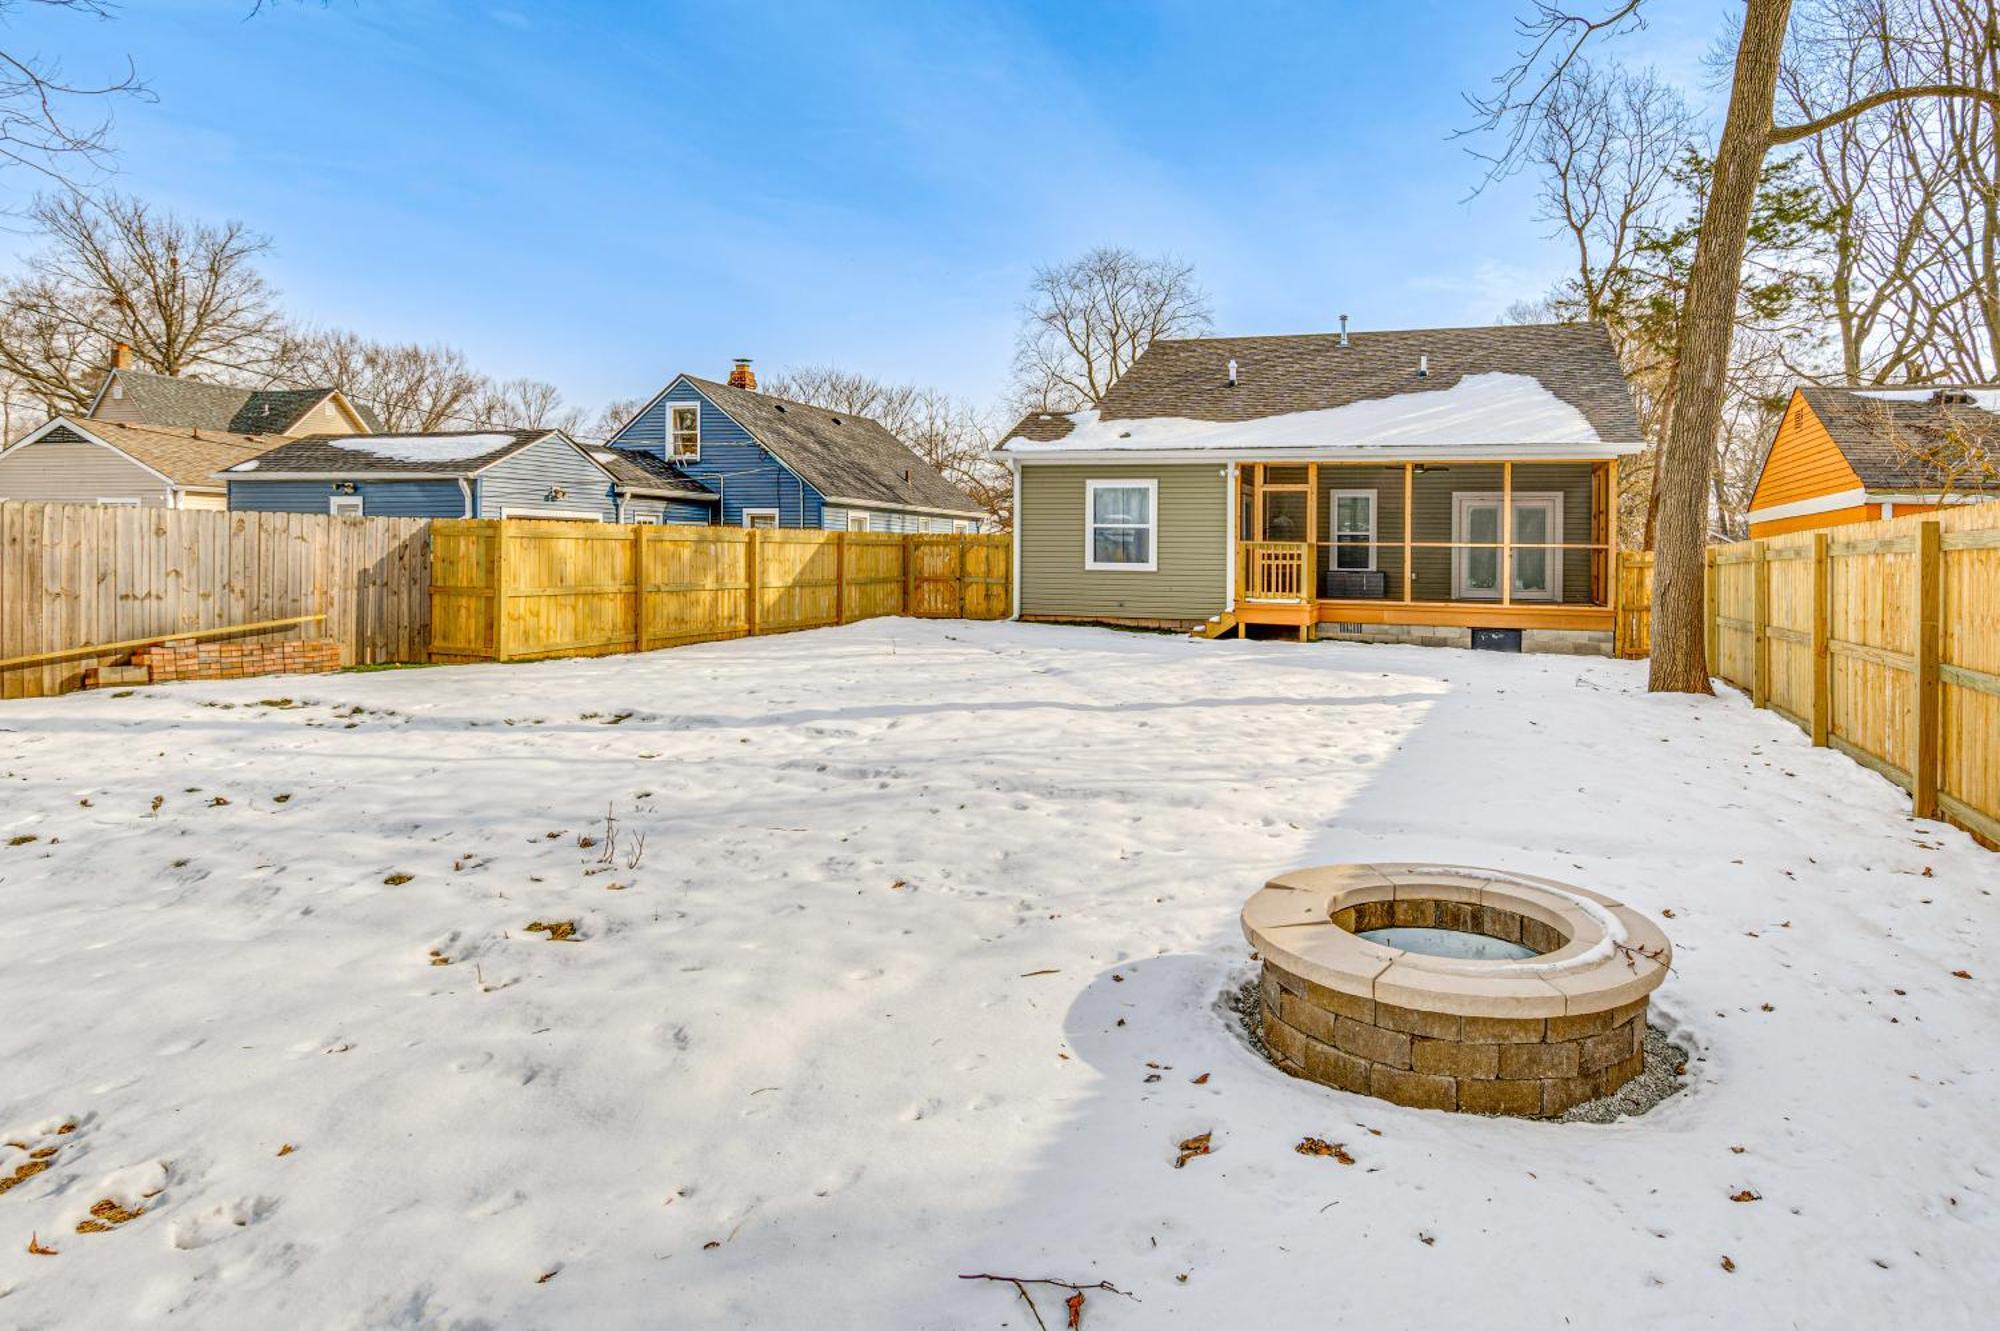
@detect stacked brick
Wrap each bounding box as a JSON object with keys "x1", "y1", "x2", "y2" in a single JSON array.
[
  {"x1": 126, "y1": 637, "x2": 342, "y2": 685},
  {"x1": 1260, "y1": 961, "x2": 1649, "y2": 1118}
]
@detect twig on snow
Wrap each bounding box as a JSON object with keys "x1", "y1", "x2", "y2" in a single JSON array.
[{"x1": 957, "y1": 1273, "x2": 1136, "y2": 1329}]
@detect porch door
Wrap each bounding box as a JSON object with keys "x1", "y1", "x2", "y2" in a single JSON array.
[{"x1": 1451, "y1": 493, "x2": 1563, "y2": 601}]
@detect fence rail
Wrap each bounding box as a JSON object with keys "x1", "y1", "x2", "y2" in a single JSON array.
[
  {"x1": 430, "y1": 521, "x2": 1010, "y2": 663},
  {"x1": 0, "y1": 501, "x2": 430, "y2": 699},
  {"x1": 1702, "y1": 503, "x2": 2000, "y2": 848}
]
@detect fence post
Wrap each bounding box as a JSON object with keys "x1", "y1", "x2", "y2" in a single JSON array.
[
  {"x1": 1704, "y1": 546, "x2": 1718, "y2": 679},
  {"x1": 1751, "y1": 540, "x2": 1770, "y2": 708},
  {"x1": 954, "y1": 533, "x2": 966, "y2": 618},
  {"x1": 1810, "y1": 531, "x2": 1830, "y2": 746},
  {"x1": 835, "y1": 530, "x2": 847, "y2": 626},
  {"x1": 493, "y1": 520, "x2": 512, "y2": 662},
  {"x1": 633, "y1": 524, "x2": 649, "y2": 654},
  {"x1": 1914, "y1": 519, "x2": 1942, "y2": 820},
  {"x1": 745, "y1": 528, "x2": 760, "y2": 638},
  {"x1": 903, "y1": 535, "x2": 916, "y2": 617}
]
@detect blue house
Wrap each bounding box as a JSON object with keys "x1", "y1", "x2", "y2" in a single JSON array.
[
  {"x1": 606, "y1": 361, "x2": 987, "y2": 532},
  {"x1": 224, "y1": 428, "x2": 717, "y2": 522}
]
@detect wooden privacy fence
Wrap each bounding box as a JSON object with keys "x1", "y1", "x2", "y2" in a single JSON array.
[
  {"x1": 1704, "y1": 502, "x2": 2000, "y2": 847},
  {"x1": 430, "y1": 520, "x2": 1011, "y2": 663},
  {"x1": 1614, "y1": 550, "x2": 1654, "y2": 658},
  {"x1": 0, "y1": 501, "x2": 431, "y2": 699}
]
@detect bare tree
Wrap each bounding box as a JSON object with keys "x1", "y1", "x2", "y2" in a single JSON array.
[
  {"x1": 0, "y1": 1, "x2": 146, "y2": 195},
  {"x1": 279, "y1": 328, "x2": 487, "y2": 432},
  {"x1": 582, "y1": 395, "x2": 645, "y2": 442},
  {"x1": 1872, "y1": 391, "x2": 2000, "y2": 495},
  {"x1": 1011, "y1": 247, "x2": 1212, "y2": 411},
  {"x1": 469, "y1": 376, "x2": 587, "y2": 434},
  {"x1": 1474, "y1": 0, "x2": 2000, "y2": 694},
  {"x1": 0, "y1": 192, "x2": 284, "y2": 410}
]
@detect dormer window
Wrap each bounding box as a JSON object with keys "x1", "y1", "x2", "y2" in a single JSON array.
[{"x1": 669, "y1": 403, "x2": 700, "y2": 461}]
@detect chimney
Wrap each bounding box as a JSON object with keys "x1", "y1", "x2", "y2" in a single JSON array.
[
  {"x1": 727, "y1": 357, "x2": 757, "y2": 391},
  {"x1": 111, "y1": 342, "x2": 133, "y2": 370},
  {"x1": 1338, "y1": 315, "x2": 1349, "y2": 348},
  {"x1": 1226, "y1": 358, "x2": 1238, "y2": 387}
]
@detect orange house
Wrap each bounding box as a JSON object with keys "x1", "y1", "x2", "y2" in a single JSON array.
[{"x1": 1746, "y1": 385, "x2": 1999, "y2": 537}]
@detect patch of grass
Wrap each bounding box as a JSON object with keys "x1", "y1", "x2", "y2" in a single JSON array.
[
  {"x1": 6, "y1": 834, "x2": 37, "y2": 847},
  {"x1": 75, "y1": 1198, "x2": 146, "y2": 1233},
  {"x1": 383, "y1": 872, "x2": 413, "y2": 886},
  {"x1": 524, "y1": 920, "x2": 578, "y2": 942}
]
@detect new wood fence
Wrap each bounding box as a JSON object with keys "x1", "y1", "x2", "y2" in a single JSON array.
[
  {"x1": 430, "y1": 520, "x2": 1011, "y2": 662},
  {"x1": 0, "y1": 501, "x2": 431, "y2": 699},
  {"x1": 1703, "y1": 502, "x2": 2000, "y2": 847},
  {"x1": 1614, "y1": 550, "x2": 1653, "y2": 658}
]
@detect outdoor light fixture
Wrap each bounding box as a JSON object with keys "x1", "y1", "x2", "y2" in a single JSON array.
[
  {"x1": 333, "y1": 481, "x2": 358, "y2": 495},
  {"x1": 547, "y1": 485, "x2": 569, "y2": 501}
]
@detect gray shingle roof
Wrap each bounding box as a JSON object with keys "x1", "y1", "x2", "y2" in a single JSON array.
[
  {"x1": 584, "y1": 445, "x2": 716, "y2": 499},
  {"x1": 225, "y1": 429, "x2": 561, "y2": 477},
  {"x1": 1001, "y1": 322, "x2": 1643, "y2": 446},
  {"x1": 1797, "y1": 386, "x2": 2000, "y2": 491},
  {"x1": 687, "y1": 376, "x2": 985, "y2": 515},
  {"x1": 93, "y1": 370, "x2": 366, "y2": 435}
]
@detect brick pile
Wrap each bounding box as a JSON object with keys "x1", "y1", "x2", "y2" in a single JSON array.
[{"x1": 128, "y1": 637, "x2": 342, "y2": 684}]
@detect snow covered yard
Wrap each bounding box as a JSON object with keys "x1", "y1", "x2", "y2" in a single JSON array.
[{"x1": 1, "y1": 619, "x2": 1994, "y2": 1329}]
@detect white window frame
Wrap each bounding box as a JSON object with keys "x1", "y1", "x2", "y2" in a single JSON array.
[
  {"x1": 1083, "y1": 478, "x2": 1159, "y2": 573},
  {"x1": 668, "y1": 402, "x2": 701, "y2": 462},
  {"x1": 1327, "y1": 488, "x2": 1377, "y2": 572},
  {"x1": 329, "y1": 494, "x2": 365, "y2": 518},
  {"x1": 954, "y1": 519, "x2": 975, "y2": 535},
  {"x1": 496, "y1": 506, "x2": 604, "y2": 522},
  {"x1": 1450, "y1": 491, "x2": 1564, "y2": 601},
  {"x1": 741, "y1": 507, "x2": 779, "y2": 530},
  {"x1": 96, "y1": 496, "x2": 141, "y2": 507},
  {"x1": 846, "y1": 512, "x2": 870, "y2": 532}
]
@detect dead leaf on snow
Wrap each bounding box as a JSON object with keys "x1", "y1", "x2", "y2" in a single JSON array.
[
  {"x1": 1174, "y1": 1133, "x2": 1212, "y2": 1169},
  {"x1": 26, "y1": 1233, "x2": 56, "y2": 1255},
  {"x1": 1951, "y1": 969, "x2": 1973, "y2": 980},
  {"x1": 1295, "y1": 1138, "x2": 1354, "y2": 1164},
  {"x1": 1191, "y1": 1072, "x2": 1210, "y2": 1085},
  {"x1": 1730, "y1": 1190, "x2": 1761, "y2": 1203},
  {"x1": 1720, "y1": 1255, "x2": 1736, "y2": 1273}
]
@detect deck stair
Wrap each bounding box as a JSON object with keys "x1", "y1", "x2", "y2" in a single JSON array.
[{"x1": 1192, "y1": 613, "x2": 1239, "y2": 640}]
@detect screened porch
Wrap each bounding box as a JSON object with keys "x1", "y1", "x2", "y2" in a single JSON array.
[{"x1": 1235, "y1": 459, "x2": 1622, "y2": 629}]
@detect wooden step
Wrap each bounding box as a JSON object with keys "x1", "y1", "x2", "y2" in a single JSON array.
[{"x1": 1192, "y1": 612, "x2": 1239, "y2": 640}]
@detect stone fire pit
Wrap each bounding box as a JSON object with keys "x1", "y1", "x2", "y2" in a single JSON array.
[{"x1": 1243, "y1": 863, "x2": 1672, "y2": 1117}]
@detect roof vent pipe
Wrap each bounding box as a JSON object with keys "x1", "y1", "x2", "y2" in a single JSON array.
[
  {"x1": 1418, "y1": 354, "x2": 1429, "y2": 378},
  {"x1": 1226, "y1": 358, "x2": 1238, "y2": 387},
  {"x1": 1338, "y1": 315, "x2": 1349, "y2": 348}
]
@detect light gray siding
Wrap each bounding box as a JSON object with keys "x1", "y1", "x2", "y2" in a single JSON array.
[
  {"x1": 474, "y1": 434, "x2": 618, "y2": 520},
  {"x1": 0, "y1": 429, "x2": 175, "y2": 505},
  {"x1": 1019, "y1": 462, "x2": 1228, "y2": 621}
]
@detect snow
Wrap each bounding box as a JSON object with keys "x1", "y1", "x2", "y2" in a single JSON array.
[
  {"x1": 1, "y1": 620, "x2": 1995, "y2": 1328},
  {"x1": 227, "y1": 459, "x2": 259, "y2": 472},
  {"x1": 1004, "y1": 373, "x2": 1617, "y2": 453},
  {"x1": 326, "y1": 433, "x2": 519, "y2": 463},
  {"x1": 1851, "y1": 387, "x2": 2000, "y2": 412}
]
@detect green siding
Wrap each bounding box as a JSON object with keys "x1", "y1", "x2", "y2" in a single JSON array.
[{"x1": 1019, "y1": 462, "x2": 1227, "y2": 620}]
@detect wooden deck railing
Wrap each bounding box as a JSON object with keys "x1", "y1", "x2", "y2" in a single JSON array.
[{"x1": 1239, "y1": 541, "x2": 1309, "y2": 602}]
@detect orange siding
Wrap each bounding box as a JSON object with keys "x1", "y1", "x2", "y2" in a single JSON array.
[
  {"x1": 1748, "y1": 499, "x2": 1953, "y2": 539},
  {"x1": 1749, "y1": 392, "x2": 1862, "y2": 512}
]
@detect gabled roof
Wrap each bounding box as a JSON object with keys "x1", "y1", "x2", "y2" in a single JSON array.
[
  {"x1": 89, "y1": 369, "x2": 374, "y2": 435},
  {"x1": 582, "y1": 444, "x2": 717, "y2": 500},
  {"x1": 224, "y1": 429, "x2": 579, "y2": 479},
  {"x1": 1796, "y1": 386, "x2": 2000, "y2": 491},
  {"x1": 679, "y1": 375, "x2": 985, "y2": 516},
  {"x1": 999, "y1": 322, "x2": 1644, "y2": 454},
  {"x1": 7, "y1": 417, "x2": 285, "y2": 491}
]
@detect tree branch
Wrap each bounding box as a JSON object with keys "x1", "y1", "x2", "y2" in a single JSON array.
[{"x1": 1771, "y1": 82, "x2": 2000, "y2": 144}]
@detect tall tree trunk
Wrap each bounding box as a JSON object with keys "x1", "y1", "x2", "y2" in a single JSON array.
[{"x1": 1648, "y1": 0, "x2": 1791, "y2": 693}]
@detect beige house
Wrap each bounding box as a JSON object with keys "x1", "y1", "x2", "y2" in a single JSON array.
[
  {"x1": 0, "y1": 351, "x2": 379, "y2": 509},
  {"x1": 0, "y1": 417, "x2": 283, "y2": 509},
  {"x1": 997, "y1": 321, "x2": 1646, "y2": 654}
]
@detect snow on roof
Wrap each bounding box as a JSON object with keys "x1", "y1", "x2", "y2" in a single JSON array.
[
  {"x1": 1849, "y1": 387, "x2": 2000, "y2": 412},
  {"x1": 1004, "y1": 373, "x2": 1610, "y2": 454},
  {"x1": 328, "y1": 433, "x2": 520, "y2": 463},
  {"x1": 228, "y1": 459, "x2": 259, "y2": 472}
]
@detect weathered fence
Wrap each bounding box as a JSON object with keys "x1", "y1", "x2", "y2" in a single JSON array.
[
  {"x1": 1704, "y1": 502, "x2": 2000, "y2": 847},
  {"x1": 429, "y1": 520, "x2": 1010, "y2": 663},
  {"x1": 0, "y1": 501, "x2": 431, "y2": 699}
]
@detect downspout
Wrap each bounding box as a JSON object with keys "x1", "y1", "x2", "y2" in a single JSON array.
[
  {"x1": 1224, "y1": 463, "x2": 1237, "y2": 612},
  {"x1": 1009, "y1": 457, "x2": 1022, "y2": 621},
  {"x1": 457, "y1": 477, "x2": 475, "y2": 518}
]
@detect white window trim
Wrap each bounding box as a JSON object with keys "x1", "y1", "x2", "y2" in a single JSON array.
[
  {"x1": 1450, "y1": 491, "x2": 1564, "y2": 601},
  {"x1": 846, "y1": 512, "x2": 870, "y2": 532},
  {"x1": 1327, "y1": 488, "x2": 1378, "y2": 572},
  {"x1": 953, "y1": 519, "x2": 975, "y2": 534},
  {"x1": 1083, "y1": 478, "x2": 1159, "y2": 572},
  {"x1": 668, "y1": 402, "x2": 702, "y2": 462},
  {"x1": 329, "y1": 495, "x2": 365, "y2": 518},
  {"x1": 96, "y1": 496, "x2": 141, "y2": 507},
  {"x1": 741, "y1": 507, "x2": 779, "y2": 529},
  {"x1": 496, "y1": 506, "x2": 605, "y2": 522}
]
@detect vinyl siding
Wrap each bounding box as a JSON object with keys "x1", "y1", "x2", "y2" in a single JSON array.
[
  {"x1": 1019, "y1": 462, "x2": 1227, "y2": 620},
  {"x1": 229, "y1": 478, "x2": 467, "y2": 517},
  {"x1": 473, "y1": 434, "x2": 617, "y2": 520},
  {"x1": 621, "y1": 495, "x2": 716, "y2": 525},
  {"x1": 1750, "y1": 393, "x2": 1863, "y2": 511},
  {"x1": 0, "y1": 429, "x2": 175, "y2": 505},
  {"x1": 819, "y1": 504, "x2": 970, "y2": 533},
  {"x1": 610, "y1": 380, "x2": 823, "y2": 527}
]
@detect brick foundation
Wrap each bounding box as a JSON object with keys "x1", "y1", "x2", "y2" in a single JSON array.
[{"x1": 121, "y1": 636, "x2": 342, "y2": 685}]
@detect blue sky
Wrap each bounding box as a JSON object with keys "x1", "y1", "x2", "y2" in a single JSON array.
[{"x1": 3, "y1": 0, "x2": 1725, "y2": 418}]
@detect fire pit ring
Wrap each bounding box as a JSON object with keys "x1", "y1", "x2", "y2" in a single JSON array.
[{"x1": 1242, "y1": 863, "x2": 1672, "y2": 1117}]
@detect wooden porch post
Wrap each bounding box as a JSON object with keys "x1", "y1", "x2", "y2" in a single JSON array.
[
  {"x1": 1605, "y1": 455, "x2": 1620, "y2": 607},
  {"x1": 1501, "y1": 461, "x2": 1514, "y2": 607},
  {"x1": 1304, "y1": 462, "x2": 1319, "y2": 605},
  {"x1": 1401, "y1": 463, "x2": 1414, "y2": 603}
]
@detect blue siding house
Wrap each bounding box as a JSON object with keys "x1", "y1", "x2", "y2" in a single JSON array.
[
  {"x1": 225, "y1": 429, "x2": 717, "y2": 522},
  {"x1": 607, "y1": 362, "x2": 987, "y2": 532}
]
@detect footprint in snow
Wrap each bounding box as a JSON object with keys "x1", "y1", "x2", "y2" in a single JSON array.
[{"x1": 169, "y1": 1195, "x2": 280, "y2": 1249}]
